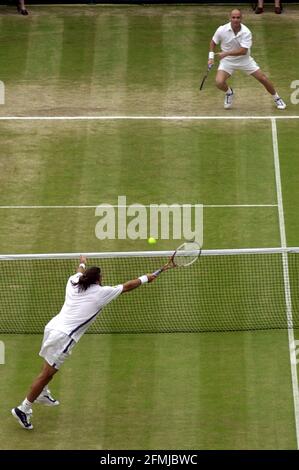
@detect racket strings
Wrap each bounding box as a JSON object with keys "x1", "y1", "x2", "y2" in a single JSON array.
[{"x1": 173, "y1": 242, "x2": 201, "y2": 267}]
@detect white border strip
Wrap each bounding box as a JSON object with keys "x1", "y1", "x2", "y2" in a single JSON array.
[
  {"x1": 271, "y1": 118, "x2": 299, "y2": 449},
  {"x1": 1, "y1": 247, "x2": 299, "y2": 261},
  {"x1": 0, "y1": 116, "x2": 299, "y2": 121}
]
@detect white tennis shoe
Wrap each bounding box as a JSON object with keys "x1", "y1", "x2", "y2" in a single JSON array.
[
  {"x1": 224, "y1": 88, "x2": 234, "y2": 109},
  {"x1": 35, "y1": 388, "x2": 59, "y2": 406},
  {"x1": 274, "y1": 97, "x2": 286, "y2": 110},
  {"x1": 11, "y1": 407, "x2": 33, "y2": 430}
]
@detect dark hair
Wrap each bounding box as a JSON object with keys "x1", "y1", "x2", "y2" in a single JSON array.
[{"x1": 71, "y1": 267, "x2": 101, "y2": 292}]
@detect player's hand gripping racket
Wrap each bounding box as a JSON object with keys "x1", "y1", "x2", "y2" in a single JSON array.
[{"x1": 153, "y1": 241, "x2": 202, "y2": 277}]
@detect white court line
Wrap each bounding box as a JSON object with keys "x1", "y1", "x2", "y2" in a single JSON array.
[
  {"x1": 0, "y1": 115, "x2": 298, "y2": 120},
  {"x1": 271, "y1": 118, "x2": 299, "y2": 449},
  {"x1": 202, "y1": 204, "x2": 277, "y2": 208},
  {"x1": 0, "y1": 204, "x2": 277, "y2": 209}
]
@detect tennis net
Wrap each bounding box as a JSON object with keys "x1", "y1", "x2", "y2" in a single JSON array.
[{"x1": 0, "y1": 248, "x2": 299, "y2": 334}]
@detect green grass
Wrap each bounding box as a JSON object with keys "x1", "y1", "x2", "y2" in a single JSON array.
[
  {"x1": 0, "y1": 4, "x2": 298, "y2": 116},
  {"x1": 0, "y1": 4, "x2": 299, "y2": 450},
  {"x1": 0, "y1": 119, "x2": 280, "y2": 252},
  {"x1": 277, "y1": 121, "x2": 299, "y2": 246},
  {"x1": 1, "y1": 332, "x2": 297, "y2": 450}
]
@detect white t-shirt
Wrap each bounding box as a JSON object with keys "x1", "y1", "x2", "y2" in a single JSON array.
[
  {"x1": 45, "y1": 273, "x2": 123, "y2": 342},
  {"x1": 212, "y1": 22, "x2": 252, "y2": 62}
]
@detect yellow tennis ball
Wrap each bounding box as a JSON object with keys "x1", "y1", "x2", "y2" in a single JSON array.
[{"x1": 148, "y1": 237, "x2": 157, "y2": 245}]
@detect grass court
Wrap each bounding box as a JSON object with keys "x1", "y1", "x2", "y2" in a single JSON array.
[{"x1": 0, "y1": 4, "x2": 299, "y2": 449}]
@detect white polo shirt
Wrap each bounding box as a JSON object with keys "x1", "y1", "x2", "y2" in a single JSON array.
[
  {"x1": 45, "y1": 272, "x2": 123, "y2": 342},
  {"x1": 212, "y1": 22, "x2": 252, "y2": 62}
]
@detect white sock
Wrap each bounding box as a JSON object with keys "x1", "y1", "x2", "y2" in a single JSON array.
[
  {"x1": 272, "y1": 93, "x2": 280, "y2": 100},
  {"x1": 19, "y1": 398, "x2": 33, "y2": 413},
  {"x1": 226, "y1": 87, "x2": 233, "y2": 95}
]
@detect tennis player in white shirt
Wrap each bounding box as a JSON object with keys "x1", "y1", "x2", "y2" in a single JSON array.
[
  {"x1": 12, "y1": 255, "x2": 157, "y2": 430},
  {"x1": 208, "y1": 9, "x2": 286, "y2": 110}
]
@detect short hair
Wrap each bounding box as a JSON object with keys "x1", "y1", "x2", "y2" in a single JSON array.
[{"x1": 230, "y1": 9, "x2": 242, "y2": 17}]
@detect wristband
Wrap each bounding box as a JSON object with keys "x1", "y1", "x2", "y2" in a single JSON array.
[
  {"x1": 79, "y1": 263, "x2": 86, "y2": 269},
  {"x1": 208, "y1": 51, "x2": 215, "y2": 60},
  {"x1": 138, "y1": 275, "x2": 148, "y2": 284}
]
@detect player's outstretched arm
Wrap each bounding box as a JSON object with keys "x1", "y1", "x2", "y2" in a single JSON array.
[{"x1": 122, "y1": 274, "x2": 156, "y2": 293}]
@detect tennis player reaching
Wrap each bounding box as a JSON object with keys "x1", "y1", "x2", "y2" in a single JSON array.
[
  {"x1": 11, "y1": 256, "x2": 162, "y2": 430},
  {"x1": 208, "y1": 9, "x2": 286, "y2": 110}
]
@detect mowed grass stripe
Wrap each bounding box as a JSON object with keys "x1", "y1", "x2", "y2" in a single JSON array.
[{"x1": 90, "y1": 14, "x2": 129, "y2": 113}]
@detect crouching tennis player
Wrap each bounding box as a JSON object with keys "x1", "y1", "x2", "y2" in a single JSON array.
[
  {"x1": 208, "y1": 9, "x2": 286, "y2": 110},
  {"x1": 12, "y1": 256, "x2": 157, "y2": 430}
]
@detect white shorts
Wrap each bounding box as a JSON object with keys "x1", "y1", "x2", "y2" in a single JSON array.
[
  {"x1": 39, "y1": 328, "x2": 76, "y2": 370},
  {"x1": 218, "y1": 56, "x2": 259, "y2": 76}
]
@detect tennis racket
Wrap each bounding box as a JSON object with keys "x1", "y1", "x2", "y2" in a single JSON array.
[
  {"x1": 153, "y1": 241, "x2": 202, "y2": 277},
  {"x1": 199, "y1": 64, "x2": 212, "y2": 91}
]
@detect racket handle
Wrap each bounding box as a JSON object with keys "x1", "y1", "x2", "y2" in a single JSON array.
[{"x1": 153, "y1": 268, "x2": 163, "y2": 277}]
